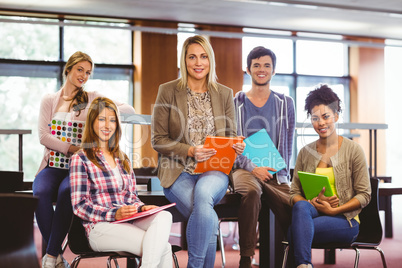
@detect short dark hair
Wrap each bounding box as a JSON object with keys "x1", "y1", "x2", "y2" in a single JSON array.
[
  {"x1": 305, "y1": 84, "x2": 342, "y2": 116},
  {"x1": 247, "y1": 46, "x2": 277, "y2": 71}
]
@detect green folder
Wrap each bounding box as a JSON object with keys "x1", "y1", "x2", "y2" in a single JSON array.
[{"x1": 298, "y1": 171, "x2": 334, "y2": 200}]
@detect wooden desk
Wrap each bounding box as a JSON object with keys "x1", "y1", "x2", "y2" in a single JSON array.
[
  {"x1": 379, "y1": 183, "x2": 402, "y2": 238},
  {"x1": 138, "y1": 191, "x2": 283, "y2": 268},
  {"x1": 0, "y1": 129, "x2": 31, "y2": 171}
]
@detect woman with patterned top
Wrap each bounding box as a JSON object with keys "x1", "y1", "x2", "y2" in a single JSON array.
[
  {"x1": 70, "y1": 97, "x2": 173, "y2": 268},
  {"x1": 33, "y1": 51, "x2": 135, "y2": 268},
  {"x1": 151, "y1": 35, "x2": 245, "y2": 268}
]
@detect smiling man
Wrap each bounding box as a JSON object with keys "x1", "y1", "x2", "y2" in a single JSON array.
[{"x1": 233, "y1": 46, "x2": 296, "y2": 268}]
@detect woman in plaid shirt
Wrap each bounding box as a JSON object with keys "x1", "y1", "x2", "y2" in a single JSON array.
[{"x1": 70, "y1": 97, "x2": 173, "y2": 267}]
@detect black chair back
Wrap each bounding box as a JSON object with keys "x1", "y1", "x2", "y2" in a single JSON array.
[
  {"x1": 354, "y1": 177, "x2": 382, "y2": 245},
  {"x1": 68, "y1": 214, "x2": 94, "y2": 254},
  {"x1": 0, "y1": 171, "x2": 24, "y2": 193},
  {"x1": 0, "y1": 193, "x2": 39, "y2": 268}
]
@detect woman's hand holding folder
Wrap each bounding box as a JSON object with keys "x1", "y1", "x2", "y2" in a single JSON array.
[{"x1": 310, "y1": 187, "x2": 339, "y2": 214}]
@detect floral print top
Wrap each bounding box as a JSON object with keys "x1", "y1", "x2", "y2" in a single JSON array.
[{"x1": 184, "y1": 88, "x2": 216, "y2": 173}]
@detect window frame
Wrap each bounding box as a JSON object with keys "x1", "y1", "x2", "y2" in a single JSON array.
[
  {"x1": 242, "y1": 37, "x2": 351, "y2": 166},
  {"x1": 0, "y1": 16, "x2": 135, "y2": 181}
]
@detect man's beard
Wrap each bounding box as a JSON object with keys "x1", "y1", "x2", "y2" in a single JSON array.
[{"x1": 252, "y1": 77, "x2": 269, "y2": 86}]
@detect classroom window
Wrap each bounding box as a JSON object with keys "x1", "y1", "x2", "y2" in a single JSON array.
[
  {"x1": 0, "y1": 16, "x2": 134, "y2": 182},
  {"x1": 242, "y1": 32, "x2": 351, "y2": 166},
  {"x1": 242, "y1": 36, "x2": 293, "y2": 74},
  {"x1": 64, "y1": 21, "x2": 132, "y2": 64},
  {"x1": 0, "y1": 16, "x2": 59, "y2": 60},
  {"x1": 296, "y1": 40, "x2": 347, "y2": 76},
  {"x1": 0, "y1": 75, "x2": 57, "y2": 181}
]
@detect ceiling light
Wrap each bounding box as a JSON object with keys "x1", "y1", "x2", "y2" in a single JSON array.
[
  {"x1": 243, "y1": 27, "x2": 291, "y2": 36},
  {"x1": 389, "y1": 13, "x2": 402, "y2": 18}
]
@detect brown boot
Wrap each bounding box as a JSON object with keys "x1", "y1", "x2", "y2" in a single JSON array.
[{"x1": 239, "y1": 256, "x2": 252, "y2": 268}]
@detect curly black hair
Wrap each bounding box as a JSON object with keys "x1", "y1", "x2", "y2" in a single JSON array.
[{"x1": 304, "y1": 84, "x2": 342, "y2": 116}]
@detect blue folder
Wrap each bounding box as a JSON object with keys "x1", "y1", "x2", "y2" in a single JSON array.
[{"x1": 242, "y1": 128, "x2": 286, "y2": 174}]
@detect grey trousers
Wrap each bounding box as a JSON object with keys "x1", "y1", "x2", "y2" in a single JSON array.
[{"x1": 232, "y1": 168, "x2": 292, "y2": 257}]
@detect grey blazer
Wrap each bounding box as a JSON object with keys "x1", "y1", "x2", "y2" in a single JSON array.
[{"x1": 151, "y1": 79, "x2": 237, "y2": 188}]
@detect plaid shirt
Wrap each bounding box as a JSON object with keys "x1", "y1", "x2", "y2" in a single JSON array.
[{"x1": 70, "y1": 149, "x2": 144, "y2": 236}]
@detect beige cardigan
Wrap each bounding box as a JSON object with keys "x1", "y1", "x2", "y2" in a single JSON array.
[
  {"x1": 290, "y1": 137, "x2": 371, "y2": 221},
  {"x1": 151, "y1": 79, "x2": 237, "y2": 188},
  {"x1": 37, "y1": 89, "x2": 135, "y2": 176}
]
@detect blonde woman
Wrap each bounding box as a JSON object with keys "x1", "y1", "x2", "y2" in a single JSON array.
[{"x1": 152, "y1": 35, "x2": 244, "y2": 267}]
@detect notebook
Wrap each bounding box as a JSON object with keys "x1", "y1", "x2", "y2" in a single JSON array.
[
  {"x1": 242, "y1": 128, "x2": 286, "y2": 174},
  {"x1": 193, "y1": 136, "x2": 243, "y2": 175},
  {"x1": 0, "y1": 171, "x2": 24, "y2": 193},
  {"x1": 298, "y1": 171, "x2": 334, "y2": 200},
  {"x1": 48, "y1": 119, "x2": 85, "y2": 169},
  {"x1": 113, "y1": 203, "x2": 176, "y2": 223}
]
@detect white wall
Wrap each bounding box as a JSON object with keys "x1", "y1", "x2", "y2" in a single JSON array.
[{"x1": 385, "y1": 46, "x2": 402, "y2": 178}]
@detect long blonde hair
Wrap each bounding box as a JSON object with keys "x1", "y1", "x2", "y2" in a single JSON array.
[
  {"x1": 81, "y1": 97, "x2": 131, "y2": 173},
  {"x1": 178, "y1": 35, "x2": 218, "y2": 91},
  {"x1": 63, "y1": 51, "x2": 94, "y2": 114}
]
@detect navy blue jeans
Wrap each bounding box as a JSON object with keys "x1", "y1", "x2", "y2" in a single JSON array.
[
  {"x1": 288, "y1": 200, "x2": 359, "y2": 267},
  {"x1": 163, "y1": 171, "x2": 229, "y2": 268},
  {"x1": 33, "y1": 166, "x2": 72, "y2": 257}
]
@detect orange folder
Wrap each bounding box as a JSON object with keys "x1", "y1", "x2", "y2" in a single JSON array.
[{"x1": 193, "y1": 136, "x2": 243, "y2": 175}]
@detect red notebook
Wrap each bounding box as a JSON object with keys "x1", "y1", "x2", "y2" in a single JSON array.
[
  {"x1": 193, "y1": 136, "x2": 243, "y2": 175},
  {"x1": 113, "y1": 203, "x2": 176, "y2": 223}
]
